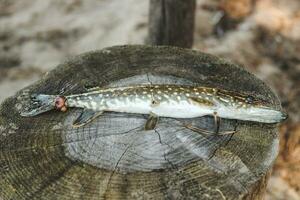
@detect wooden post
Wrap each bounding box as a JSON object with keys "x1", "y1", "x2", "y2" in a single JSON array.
[
  {"x1": 0, "y1": 45, "x2": 280, "y2": 199},
  {"x1": 148, "y1": 0, "x2": 196, "y2": 48}
]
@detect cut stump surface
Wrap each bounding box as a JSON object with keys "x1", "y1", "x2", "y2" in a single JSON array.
[{"x1": 0, "y1": 45, "x2": 281, "y2": 200}]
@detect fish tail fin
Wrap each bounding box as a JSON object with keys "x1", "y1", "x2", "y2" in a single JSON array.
[{"x1": 20, "y1": 94, "x2": 57, "y2": 117}]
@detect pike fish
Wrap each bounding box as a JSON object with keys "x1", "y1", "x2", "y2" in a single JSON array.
[{"x1": 20, "y1": 84, "x2": 287, "y2": 129}]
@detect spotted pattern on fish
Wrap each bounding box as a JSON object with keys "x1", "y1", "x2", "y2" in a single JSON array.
[
  {"x1": 66, "y1": 85, "x2": 260, "y2": 109},
  {"x1": 67, "y1": 85, "x2": 218, "y2": 110},
  {"x1": 21, "y1": 84, "x2": 288, "y2": 124}
]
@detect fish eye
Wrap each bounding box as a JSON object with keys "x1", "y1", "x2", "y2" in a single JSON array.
[{"x1": 245, "y1": 95, "x2": 254, "y2": 104}]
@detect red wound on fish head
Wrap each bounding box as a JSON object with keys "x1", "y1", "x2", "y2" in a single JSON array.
[{"x1": 55, "y1": 96, "x2": 67, "y2": 112}]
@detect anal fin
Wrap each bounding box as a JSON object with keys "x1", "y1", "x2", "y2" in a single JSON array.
[
  {"x1": 144, "y1": 112, "x2": 159, "y2": 131},
  {"x1": 73, "y1": 109, "x2": 103, "y2": 128}
]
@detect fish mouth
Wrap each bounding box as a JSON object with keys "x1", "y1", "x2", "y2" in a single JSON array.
[{"x1": 20, "y1": 94, "x2": 56, "y2": 117}]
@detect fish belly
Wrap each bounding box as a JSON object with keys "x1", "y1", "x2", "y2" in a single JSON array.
[
  {"x1": 104, "y1": 96, "x2": 213, "y2": 118},
  {"x1": 151, "y1": 101, "x2": 212, "y2": 118},
  {"x1": 105, "y1": 98, "x2": 152, "y2": 115}
]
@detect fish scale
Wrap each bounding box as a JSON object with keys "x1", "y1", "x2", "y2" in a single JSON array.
[
  {"x1": 21, "y1": 84, "x2": 287, "y2": 127},
  {"x1": 67, "y1": 85, "x2": 212, "y2": 112}
]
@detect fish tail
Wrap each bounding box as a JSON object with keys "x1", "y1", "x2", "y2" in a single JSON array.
[{"x1": 20, "y1": 94, "x2": 57, "y2": 117}]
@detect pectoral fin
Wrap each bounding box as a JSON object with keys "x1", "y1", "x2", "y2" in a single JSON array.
[
  {"x1": 144, "y1": 113, "x2": 159, "y2": 130},
  {"x1": 73, "y1": 109, "x2": 103, "y2": 127}
]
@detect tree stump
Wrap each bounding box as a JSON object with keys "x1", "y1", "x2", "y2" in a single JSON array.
[{"x1": 0, "y1": 45, "x2": 281, "y2": 200}]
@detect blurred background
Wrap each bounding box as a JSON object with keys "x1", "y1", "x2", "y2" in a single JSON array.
[{"x1": 0, "y1": 0, "x2": 299, "y2": 199}]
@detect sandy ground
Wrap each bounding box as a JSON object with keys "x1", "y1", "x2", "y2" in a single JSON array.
[
  {"x1": 1, "y1": 0, "x2": 300, "y2": 199},
  {"x1": 0, "y1": 0, "x2": 148, "y2": 101}
]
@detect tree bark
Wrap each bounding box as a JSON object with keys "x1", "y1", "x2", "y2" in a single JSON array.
[{"x1": 148, "y1": 0, "x2": 196, "y2": 48}]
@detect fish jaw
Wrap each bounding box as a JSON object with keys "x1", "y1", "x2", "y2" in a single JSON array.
[{"x1": 217, "y1": 105, "x2": 287, "y2": 123}]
